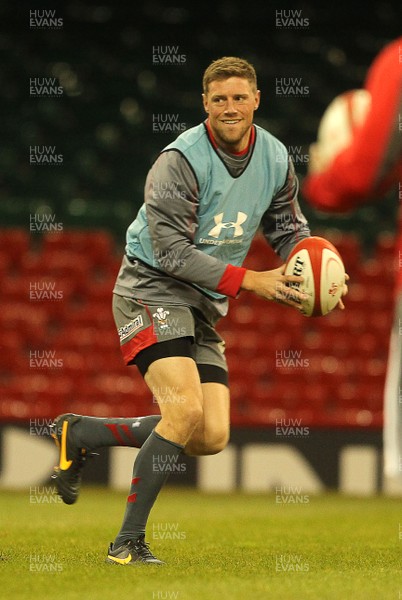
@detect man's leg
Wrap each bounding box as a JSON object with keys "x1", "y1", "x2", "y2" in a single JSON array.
[
  {"x1": 185, "y1": 382, "x2": 230, "y2": 456},
  {"x1": 184, "y1": 308, "x2": 230, "y2": 456},
  {"x1": 58, "y1": 414, "x2": 162, "y2": 450},
  {"x1": 50, "y1": 413, "x2": 162, "y2": 505},
  {"x1": 109, "y1": 355, "x2": 203, "y2": 559}
]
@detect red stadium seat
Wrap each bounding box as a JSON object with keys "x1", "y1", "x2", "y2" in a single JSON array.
[
  {"x1": 81, "y1": 275, "x2": 115, "y2": 301},
  {"x1": 374, "y1": 231, "x2": 396, "y2": 258},
  {"x1": 39, "y1": 249, "x2": 93, "y2": 279},
  {"x1": 53, "y1": 325, "x2": 98, "y2": 350},
  {"x1": 41, "y1": 230, "x2": 117, "y2": 270},
  {"x1": 0, "y1": 302, "x2": 48, "y2": 342},
  {"x1": 66, "y1": 302, "x2": 115, "y2": 327},
  {"x1": 2, "y1": 274, "x2": 77, "y2": 320},
  {"x1": 0, "y1": 226, "x2": 392, "y2": 429},
  {"x1": 0, "y1": 229, "x2": 30, "y2": 266},
  {"x1": 371, "y1": 309, "x2": 393, "y2": 336},
  {"x1": 357, "y1": 257, "x2": 394, "y2": 286},
  {"x1": 0, "y1": 251, "x2": 12, "y2": 279}
]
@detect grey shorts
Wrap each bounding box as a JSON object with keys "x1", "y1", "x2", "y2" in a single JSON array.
[{"x1": 112, "y1": 294, "x2": 227, "y2": 373}]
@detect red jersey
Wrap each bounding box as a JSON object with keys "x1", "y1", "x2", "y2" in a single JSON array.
[{"x1": 303, "y1": 37, "x2": 402, "y2": 289}]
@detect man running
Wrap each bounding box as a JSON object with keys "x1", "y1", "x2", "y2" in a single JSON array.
[{"x1": 51, "y1": 56, "x2": 312, "y2": 565}]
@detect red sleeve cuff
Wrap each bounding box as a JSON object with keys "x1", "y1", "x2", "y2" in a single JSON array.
[{"x1": 216, "y1": 264, "x2": 247, "y2": 298}]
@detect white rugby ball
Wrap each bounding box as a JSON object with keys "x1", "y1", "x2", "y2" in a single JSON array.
[{"x1": 284, "y1": 236, "x2": 346, "y2": 317}]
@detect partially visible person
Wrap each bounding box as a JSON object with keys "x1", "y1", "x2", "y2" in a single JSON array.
[{"x1": 303, "y1": 37, "x2": 402, "y2": 489}]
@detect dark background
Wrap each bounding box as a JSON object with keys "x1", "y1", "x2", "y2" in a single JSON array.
[{"x1": 2, "y1": 0, "x2": 400, "y2": 248}]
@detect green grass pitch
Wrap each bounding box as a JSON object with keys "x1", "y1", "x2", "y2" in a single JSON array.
[{"x1": 0, "y1": 487, "x2": 401, "y2": 600}]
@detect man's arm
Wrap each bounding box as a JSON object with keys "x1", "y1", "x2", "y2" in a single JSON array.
[
  {"x1": 303, "y1": 37, "x2": 402, "y2": 211},
  {"x1": 146, "y1": 150, "x2": 306, "y2": 306},
  {"x1": 241, "y1": 158, "x2": 310, "y2": 307},
  {"x1": 260, "y1": 158, "x2": 311, "y2": 260},
  {"x1": 146, "y1": 150, "x2": 246, "y2": 298}
]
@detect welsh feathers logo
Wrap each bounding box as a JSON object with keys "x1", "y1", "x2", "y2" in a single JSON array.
[
  {"x1": 153, "y1": 307, "x2": 170, "y2": 329},
  {"x1": 208, "y1": 212, "x2": 247, "y2": 238}
]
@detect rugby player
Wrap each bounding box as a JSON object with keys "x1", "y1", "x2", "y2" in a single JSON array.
[
  {"x1": 303, "y1": 38, "x2": 402, "y2": 493},
  {"x1": 51, "y1": 56, "x2": 312, "y2": 565}
]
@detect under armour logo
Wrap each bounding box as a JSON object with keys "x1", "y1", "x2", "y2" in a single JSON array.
[{"x1": 208, "y1": 212, "x2": 247, "y2": 238}]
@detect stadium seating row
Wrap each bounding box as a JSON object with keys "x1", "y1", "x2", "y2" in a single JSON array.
[{"x1": 0, "y1": 228, "x2": 397, "y2": 428}]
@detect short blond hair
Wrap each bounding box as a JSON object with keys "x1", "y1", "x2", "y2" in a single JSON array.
[{"x1": 202, "y1": 56, "x2": 257, "y2": 95}]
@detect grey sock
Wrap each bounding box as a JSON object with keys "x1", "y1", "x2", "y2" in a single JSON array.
[
  {"x1": 113, "y1": 430, "x2": 183, "y2": 548},
  {"x1": 72, "y1": 415, "x2": 161, "y2": 449}
]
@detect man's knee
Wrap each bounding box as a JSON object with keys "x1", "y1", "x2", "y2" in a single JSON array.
[
  {"x1": 158, "y1": 395, "x2": 204, "y2": 441},
  {"x1": 204, "y1": 430, "x2": 229, "y2": 455},
  {"x1": 186, "y1": 426, "x2": 229, "y2": 456},
  {"x1": 181, "y1": 404, "x2": 204, "y2": 432}
]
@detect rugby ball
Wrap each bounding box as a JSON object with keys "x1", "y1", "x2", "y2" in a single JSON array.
[{"x1": 284, "y1": 236, "x2": 345, "y2": 317}]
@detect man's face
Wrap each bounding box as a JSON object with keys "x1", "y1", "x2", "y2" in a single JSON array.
[{"x1": 202, "y1": 77, "x2": 260, "y2": 153}]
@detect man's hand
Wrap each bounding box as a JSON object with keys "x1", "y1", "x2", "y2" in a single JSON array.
[
  {"x1": 336, "y1": 273, "x2": 350, "y2": 310},
  {"x1": 241, "y1": 266, "x2": 307, "y2": 310}
]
